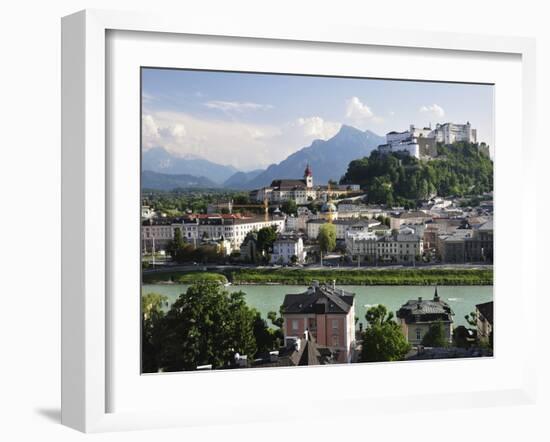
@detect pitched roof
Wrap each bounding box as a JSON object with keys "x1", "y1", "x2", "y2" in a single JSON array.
[
  {"x1": 282, "y1": 284, "x2": 355, "y2": 315},
  {"x1": 396, "y1": 289, "x2": 454, "y2": 323},
  {"x1": 270, "y1": 179, "x2": 307, "y2": 190},
  {"x1": 476, "y1": 301, "x2": 493, "y2": 325},
  {"x1": 276, "y1": 334, "x2": 335, "y2": 366}
]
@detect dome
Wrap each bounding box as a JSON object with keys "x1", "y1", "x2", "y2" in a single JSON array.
[{"x1": 321, "y1": 202, "x2": 337, "y2": 213}]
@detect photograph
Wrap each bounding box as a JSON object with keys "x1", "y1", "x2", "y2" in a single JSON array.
[{"x1": 140, "y1": 68, "x2": 494, "y2": 373}]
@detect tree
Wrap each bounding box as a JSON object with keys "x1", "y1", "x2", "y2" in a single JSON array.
[
  {"x1": 281, "y1": 199, "x2": 298, "y2": 215},
  {"x1": 365, "y1": 304, "x2": 395, "y2": 326},
  {"x1": 421, "y1": 321, "x2": 449, "y2": 347},
  {"x1": 361, "y1": 305, "x2": 410, "y2": 362},
  {"x1": 257, "y1": 226, "x2": 278, "y2": 255},
  {"x1": 267, "y1": 310, "x2": 284, "y2": 329},
  {"x1": 141, "y1": 292, "x2": 168, "y2": 373},
  {"x1": 169, "y1": 227, "x2": 185, "y2": 257},
  {"x1": 339, "y1": 143, "x2": 494, "y2": 205},
  {"x1": 317, "y1": 223, "x2": 336, "y2": 253},
  {"x1": 252, "y1": 312, "x2": 280, "y2": 355},
  {"x1": 453, "y1": 325, "x2": 472, "y2": 349},
  {"x1": 464, "y1": 311, "x2": 477, "y2": 327},
  {"x1": 158, "y1": 283, "x2": 260, "y2": 372}
]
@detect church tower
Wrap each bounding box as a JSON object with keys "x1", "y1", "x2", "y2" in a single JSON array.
[{"x1": 304, "y1": 164, "x2": 313, "y2": 188}]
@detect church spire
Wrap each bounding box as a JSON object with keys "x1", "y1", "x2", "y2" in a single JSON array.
[
  {"x1": 304, "y1": 164, "x2": 313, "y2": 188},
  {"x1": 433, "y1": 286, "x2": 440, "y2": 302}
]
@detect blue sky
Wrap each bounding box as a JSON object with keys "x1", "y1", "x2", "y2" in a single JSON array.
[{"x1": 142, "y1": 68, "x2": 494, "y2": 171}]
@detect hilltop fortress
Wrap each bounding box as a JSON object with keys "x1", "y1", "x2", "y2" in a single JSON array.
[{"x1": 377, "y1": 122, "x2": 483, "y2": 159}]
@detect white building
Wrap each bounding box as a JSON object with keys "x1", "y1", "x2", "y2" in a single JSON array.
[
  {"x1": 285, "y1": 214, "x2": 309, "y2": 232},
  {"x1": 141, "y1": 219, "x2": 174, "y2": 253},
  {"x1": 380, "y1": 130, "x2": 421, "y2": 159},
  {"x1": 389, "y1": 211, "x2": 432, "y2": 230},
  {"x1": 345, "y1": 227, "x2": 424, "y2": 264},
  {"x1": 251, "y1": 165, "x2": 360, "y2": 205},
  {"x1": 271, "y1": 235, "x2": 306, "y2": 264},
  {"x1": 378, "y1": 122, "x2": 478, "y2": 159},
  {"x1": 430, "y1": 122, "x2": 477, "y2": 144},
  {"x1": 306, "y1": 218, "x2": 376, "y2": 240},
  {"x1": 169, "y1": 215, "x2": 285, "y2": 253}
]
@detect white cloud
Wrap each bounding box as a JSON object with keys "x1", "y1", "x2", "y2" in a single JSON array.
[
  {"x1": 204, "y1": 100, "x2": 273, "y2": 112},
  {"x1": 295, "y1": 116, "x2": 341, "y2": 140},
  {"x1": 346, "y1": 96, "x2": 373, "y2": 119},
  {"x1": 345, "y1": 97, "x2": 382, "y2": 129},
  {"x1": 420, "y1": 103, "x2": 445, "y2": 118},
  {"x1": 141, "y1": 111, "x2": 342, "y2": 170}
]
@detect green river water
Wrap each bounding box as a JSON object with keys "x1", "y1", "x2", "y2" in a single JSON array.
[{"x1": 141, "y1": 284, "x2": 493, "y2": 328}]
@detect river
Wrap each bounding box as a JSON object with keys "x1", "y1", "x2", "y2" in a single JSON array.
[{"x1": 141, "y1": 284, "x2": 493, "y2": 328}]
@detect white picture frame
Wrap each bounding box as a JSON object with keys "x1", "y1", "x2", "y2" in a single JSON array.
[{"x1": 61, "y1": 9, "x2": 537, "y2": 433}]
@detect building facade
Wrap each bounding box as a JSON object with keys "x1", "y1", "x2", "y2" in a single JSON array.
[
  {"x1": 377, "y1": 122, "x2": 478, "y2": 159},
  {"x1": 271, "y1": 235, "x2": 307, "y2": 264},
  {"x1": 430, "y1": 122, "x2": 477, "y2": 144},
  {"x1": 306, "y1": 218, "x2": 375, "y2": 240},
  {"x1": 475, "y1": 301, "x2": 493, "y2": 342},
  {"x1": 142, "y1": 214, "x2": 285, "y2": 255},
  {"x1": 345, "y1": 227, "x2": 424, "y2": 264},
  {"x1": 281, "y1": 282, "x2": 356, "y2": 363},
  {"x1": 251, "y1": 165, "x2": 359, "y2": 205},
  {"x1": 141, "y1": 218, "x2": 175, "y2": 253},
  {"x1": 437, "y1": 220, "x2": 493, "y2": 263},
  {"x1": 396, "y1": 288, "x2": 454, "y2": 345}
]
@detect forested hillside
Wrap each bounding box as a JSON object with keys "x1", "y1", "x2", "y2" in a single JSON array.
[{"x1": 340, "y1": 142, "x2": 493, "y2": 207}]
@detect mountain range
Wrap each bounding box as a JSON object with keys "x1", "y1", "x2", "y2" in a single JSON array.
[
  {"x1": 141, "y1": 125, "x2": 384, "y2": 191},
  {"x1": 142, "y1": 148, "x2": 238, "y2": 184},
  {"x1": 243, "y1": 125, "x2": 383, "y2": 189},
  {"x1": 142, "y1": 170, "x2": 219, "y2": 190}
]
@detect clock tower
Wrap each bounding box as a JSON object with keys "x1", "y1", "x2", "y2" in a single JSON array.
[{"x1": 304, "y1": 164, "x2": 313, "y2": 188}]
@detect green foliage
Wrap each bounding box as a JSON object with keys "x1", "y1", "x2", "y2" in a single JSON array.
[
  {"x1": 453, "y1": 325, "x2": 473, "y2": 349},
  {"x1": 154, "y1": 284, "x2": 261, "y2": 372},
  {"x1": 229, "y1": 268, "x2": 493, "y2": 286},
  {"x1": 340, "y1": 143, "x2": 493, "y2": 205},
  {"x1": 141, "y1": 292, "x2": 169, "y2": 318},
  {"x1": 253, "y1": 313, "x2": 282, "y2": 355},
  {"x1": 318, "y1": 223, "x2": 337, "y2": 253},
  {"x1": 142, "y1": 271, "x2": 228, "y2": 284},
  {"x1": 257, "y1": 226, "x2": 278, "y2": 254},
  {"x1": 421, "y1": 321, "x2": 449, "y2": 347},
  {"x1": 170, "y1": 241, "x2": 225, "y2": 264},
  {"x1": 281, "y1": 199, "x2": 298, "y2": 215},
  {"x1": 361, "y1": 305, "x2": 411, "y2": 362},
  {"x1": 365, "y1": 304, "x2": 395, "y2": 326},
  {"x1": 267, "y1": 311, "x2": 284, "y2": 329},
  {"x1": 464, "y1": 311, "x2": 477, "y2": 327},
  {"x1": 142, "y1": 189, "x2": 247, "y2": 215},
  {"x1": 141, "y1": 292, "x2": 169, "y2": 372}
]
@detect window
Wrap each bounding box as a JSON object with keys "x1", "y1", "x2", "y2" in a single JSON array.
[
  {"x1": 332, "y1": 319, "x2": 339, "y2": 330},
  {"x1": 292, "y1": 319, "x2": 299, "y2": 331},
  {"x1": 332, "y1": 335, "x2": 339, "y2": 346},
  {"x1": 416, "y1": 328, "x2": 422, "y2": 341}
]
